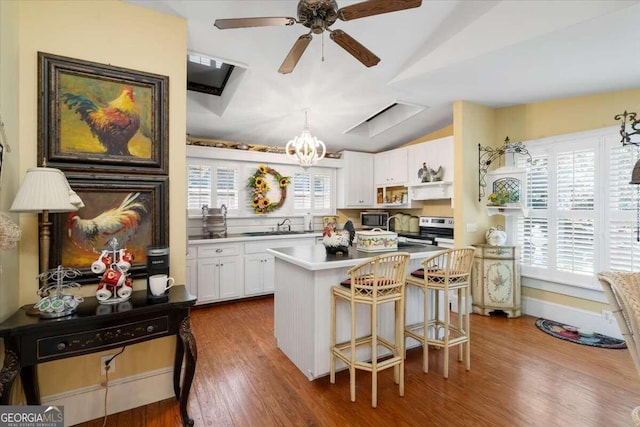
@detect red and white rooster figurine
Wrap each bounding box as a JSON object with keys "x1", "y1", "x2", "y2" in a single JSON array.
[{"x1": 322, "y1": 222, "x2": 350, "y2": 255}]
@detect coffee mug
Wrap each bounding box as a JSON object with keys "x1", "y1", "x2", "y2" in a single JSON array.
[
  {"x1": 101, "y1": 268, "x2": 126, "y2": 288},
  {"x1": 149, "y1": 274, "x2": 175, "y2": 296}
]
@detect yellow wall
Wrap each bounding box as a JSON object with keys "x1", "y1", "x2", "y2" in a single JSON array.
[{"x1": 8, "y1": 0, "x2": 187, "y2": 399}]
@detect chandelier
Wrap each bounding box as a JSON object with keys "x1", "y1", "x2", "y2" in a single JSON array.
[{"x1": 286, "y1": 110, "x2": 326, "y2": 167}]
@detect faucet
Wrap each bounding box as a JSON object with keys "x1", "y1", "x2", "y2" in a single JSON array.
[{"x1": 277, "y1": 218, "x2": 291, "y2": 232}]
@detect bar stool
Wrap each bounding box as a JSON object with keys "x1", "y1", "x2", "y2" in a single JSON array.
[
  {"x1": 330, "y1": 252, "x2": 410, "y2": 408},
  {"x1": 405, "y1": 247, "x2": 475, "y2": 378}
]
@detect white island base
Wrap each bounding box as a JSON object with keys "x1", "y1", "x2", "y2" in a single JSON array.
[{"x1": 267, "y1": 244, "x2": 443, "y2": 380}]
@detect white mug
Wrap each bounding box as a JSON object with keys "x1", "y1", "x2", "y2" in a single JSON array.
[{"x1": 149, "y1": 274, "x2": 175, "y2": 296}]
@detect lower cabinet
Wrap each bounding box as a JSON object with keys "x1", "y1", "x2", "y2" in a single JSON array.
[
  {"x1": 244, "y1": 253, "x2": 275, "y2": 295},
  {"x1": 186, "y1": 246, "x2": 197, "y2": 297},
  {"x1": 196, "y1": 243, "x2": 244, "y2": 304}
]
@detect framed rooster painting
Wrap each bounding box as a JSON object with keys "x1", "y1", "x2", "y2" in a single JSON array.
[
  {"x1": 50, "y1": 173, "x2": 169, "y2": 284},
  {"x1": 38, "y1": 52, "x2": 169, "y2": 174}
]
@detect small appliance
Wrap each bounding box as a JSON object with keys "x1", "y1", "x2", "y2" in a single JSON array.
[
  {"x1": 360, "y1": 211, "x2": 389, "y2": 229},
  {"x1": 147, "y1": 245, "x2": 170, "y2": 303}
]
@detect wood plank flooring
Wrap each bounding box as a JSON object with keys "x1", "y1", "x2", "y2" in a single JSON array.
[{"x1": 76, "y1": 296, "x2": 640, "y2": 426}]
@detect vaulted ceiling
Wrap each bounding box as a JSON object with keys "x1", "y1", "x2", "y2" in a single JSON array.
[{"x1": 125, "y1": 0, "x2": 640, "y2": 153}]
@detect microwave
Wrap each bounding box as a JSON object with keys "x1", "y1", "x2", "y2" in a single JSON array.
[{"x1": 360, "y1": 212, "x2": 389, "y2": 229}]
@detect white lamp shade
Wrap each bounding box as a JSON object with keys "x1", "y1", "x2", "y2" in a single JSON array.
[{"x1": 10, "y1": 167, "x2": 84, "y2": 213}]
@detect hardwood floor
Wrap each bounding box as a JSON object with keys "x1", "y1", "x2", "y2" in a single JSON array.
[{"x1": 76, "y1": 296, "x2": 640, "y2": 426}]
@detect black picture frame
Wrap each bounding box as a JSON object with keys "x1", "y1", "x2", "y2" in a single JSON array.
[
  {"x1": 50, "y1": 173, "x2": 169, "y2": 284},
  {"x1": 38, "y1": 52, "x2": 169, "y2": 174}
]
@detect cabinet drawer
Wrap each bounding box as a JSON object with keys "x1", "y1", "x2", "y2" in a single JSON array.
[
  {"x1": 198, "y1": 244, "x2": 242, "y2": 258},
  {"x1": 37, "y1": 316, "x2": 169, "y2": 361},
  {"x1": 476, "y1": 245, "x2": 516, "y2": 259}
]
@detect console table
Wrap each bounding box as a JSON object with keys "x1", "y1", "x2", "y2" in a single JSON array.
[{"x1": 0, "y1": 285, "x2": 197, "y2": 426}]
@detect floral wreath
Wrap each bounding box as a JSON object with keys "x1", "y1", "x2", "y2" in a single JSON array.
[{"x1": 248, "y1": 164, "x2": 291, "y2": 214}]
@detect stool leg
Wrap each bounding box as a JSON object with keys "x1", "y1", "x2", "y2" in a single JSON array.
[
  {"x1": 330, "y1": 290, "x2": 336, "y2": 384},
  {"x1": 423, "y1": 285, "x2": 429, "y2": 373},
  {"x1": 350, "y1": 299, "x2": 356, "y2": 403},
  {"x1": 394, "y1": 299, "x2": 400, "y2": 384},
  {"x1": 457, "y1": 287, "x2": 463, "y2": 363},
  {"x1": 465, "y1": 285, "x2": 471, "y2": 371},
  {"x1": 399, "y1": 296, "x2": 405, "y2": 397},
  {"x1": 443, "y1": 286, "x2": 450, "y2": 379},
  {"x1": 371, "y1": 301, "x2": 378, "y2": 408}
]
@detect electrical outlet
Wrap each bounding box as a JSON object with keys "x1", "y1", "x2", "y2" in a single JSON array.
[
  {"x1": 602, "y1": 309, "x2": 613, "y2": 324},
  {"x1": 101, "y1": 354, "x2": 116, "y2": 375}
]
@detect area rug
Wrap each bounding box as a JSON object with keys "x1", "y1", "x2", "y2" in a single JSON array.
[{"x1": 535, "y1": 318, "x2": 627, "y2": 349}]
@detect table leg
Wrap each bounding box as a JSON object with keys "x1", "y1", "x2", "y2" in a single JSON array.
[
  {"x1": 0, "y1": 349, "x2": 19, "y2": 404},
  {"x1": 20, "y1": 365, "x2": 40, "y2": 404},
  {"x1": 173, "y1": 330, "x2": 184, "y2": 399},
  {"x1": 178, "y1": 315, "x2": 197, "y2": 427}
]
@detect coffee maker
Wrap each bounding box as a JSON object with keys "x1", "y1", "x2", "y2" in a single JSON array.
[{"x1": 147, "y1": 245, "x2": 170, "y2": 302}]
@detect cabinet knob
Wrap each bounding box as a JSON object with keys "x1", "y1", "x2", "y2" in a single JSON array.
[
  {"x1": 215, "y1": 248, "x2": 223, "y2": 253},
  {"x1": 147, "y1": 325, "x2": 155, "y2": 333},
  {"x1": 56, "y1": 342, "x2": 66, "y2": 351}
]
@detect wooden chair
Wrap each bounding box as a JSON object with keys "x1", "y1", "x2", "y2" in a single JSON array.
[
  {"x1": 597, "y1": 272, "x2": 640, "y2": 426},
  {"x1": 330, "y1": 252, "x2": 410, "y2": 408},
  {"x1": 405, "y1": 247, "x2": 475, "y2": 378}
]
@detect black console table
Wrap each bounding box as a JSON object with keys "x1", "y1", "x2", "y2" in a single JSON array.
[{"x1": 0, "y1": 285, "x2": 197, "y2": 426}]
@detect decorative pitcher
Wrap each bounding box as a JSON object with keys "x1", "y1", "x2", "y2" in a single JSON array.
[{"x1": 485, "y1": 226, "x2": 507, "y2": 246}]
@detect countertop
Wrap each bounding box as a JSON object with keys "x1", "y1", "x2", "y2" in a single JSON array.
[
  {"x1": 266, "y1": 243, "x2": 441, "y2": 271},
  {"x1": 188, "y1": 231, "x2": 322, "y2": 244}
]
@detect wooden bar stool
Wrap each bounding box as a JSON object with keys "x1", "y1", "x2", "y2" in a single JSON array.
[
  {"x1": 330, "y1": 252, "x2": 410, "y2": 408},
  {"x1": 405, "y1": 247, "x2": 475, "y2": 378}
]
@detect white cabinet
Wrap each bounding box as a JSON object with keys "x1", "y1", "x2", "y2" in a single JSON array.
[
  {"x1": 337, "y1": 151, "x2": 374, "y2": 208},
  {"x1": 374, "y1": 147, "x2": 408, "y2": 186},
  {"x1": 186, "y1": 246, "x2": 198, "y2": 297},
  {"x1": 407, "y1": 136, "x2": 453, "y2": 186},
  {"x1": 244, "y1": 253, "x2": 275, "y2": 295},
  {"x1": 196, "y1": 243, "x2": 243, "y2": 304}
]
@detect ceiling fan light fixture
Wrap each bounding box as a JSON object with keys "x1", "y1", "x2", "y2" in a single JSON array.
[{"x1": 286, "y1": 111, "x2": 326, "y2": 167}]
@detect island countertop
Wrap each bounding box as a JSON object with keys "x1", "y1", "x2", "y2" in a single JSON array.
[{"x1": 266, "y1": 243, "x2": 441, "y2": 271}]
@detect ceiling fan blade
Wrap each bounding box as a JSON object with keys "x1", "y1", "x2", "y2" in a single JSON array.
[
  {"x1": 329, "y1": 29, "x2": 380, "y2": 68},
  {"x1": 214, "y1": 17, "x2": 296, "y2": 29},
  {"x1": 278, "y1": 34, "x2": 313, "y2": 74},
  {"x1": 338, "y1": 0, "x2": 422, "y2": 21}
]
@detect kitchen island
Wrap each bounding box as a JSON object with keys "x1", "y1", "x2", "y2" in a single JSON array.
[{"x1": 266, "y1": 244, "x2": 443, "y2": 380}]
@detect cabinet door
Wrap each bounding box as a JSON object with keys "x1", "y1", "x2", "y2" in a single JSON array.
[
  {"x1": 374, "y1": 152, "x2": 390, "y2": 186},
  {"x1": 388, "y1": 148, "x2": 407, "y2": 184},
  {"x1": 345, "y1": 152, "x2": 374, "y2": 206},
  {"x1": 244, "y1": 253, "x2": 265, "y2": 295},
  {"x1": 197, "y1": 257, "x2": 220, "y2": 302},
  {"x1": 186, "y1": 258, "x2": 198, "y2": 298},
  {"x1": 218, "y1": 255, "x2": 242, "y2": 300},
  {"x1": 482, "y1": 259, "x2": 515, "y2": 308},
  {"x1": 262, "y1": 254, "x2": 275, "y2": 292}
]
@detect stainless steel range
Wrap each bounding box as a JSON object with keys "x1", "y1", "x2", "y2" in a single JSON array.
[{"x1": 403, "y1": 216, "x2": 454, "y2": 247}]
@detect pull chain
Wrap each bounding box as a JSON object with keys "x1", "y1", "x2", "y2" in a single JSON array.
[{"x1": 321, "y1": 31, "x2": 325, "y2": 62}]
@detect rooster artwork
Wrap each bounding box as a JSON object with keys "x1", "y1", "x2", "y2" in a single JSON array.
[
  {"x1": 67, "y1": 192, "x2": 148, "y2": 257},
  {"x1": 61, "y1": 86, "x2": 146, "y2": 157}
]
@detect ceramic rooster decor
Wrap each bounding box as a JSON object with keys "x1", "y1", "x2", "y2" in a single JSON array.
[{"x1": 322, "y1": 222, "x2": 350, "y2": 255}]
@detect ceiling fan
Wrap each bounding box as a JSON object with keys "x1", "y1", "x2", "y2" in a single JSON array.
[{"x1": 214, "y1": 0, "x2": 422, "y2": 74}]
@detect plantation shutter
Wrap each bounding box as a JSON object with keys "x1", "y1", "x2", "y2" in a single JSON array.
[
  {"x1": 216, "y1": 167, "x2": 238, "y2": 209},
  {"x1": 294, "y1": 173, "x2": 311, "y2": 210},
  {"x1": 516, "y1": 155, "x2": 549, "y2": 268},
  {"x1": 187, "y1": 164, "x2": 212, "y2": 210},
  {"x1": 313, "y1": 173, "x2": 331, "y2": 210}
]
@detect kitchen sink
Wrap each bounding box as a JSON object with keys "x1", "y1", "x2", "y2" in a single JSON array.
[{"x1": 242, "y1": 231, "x2": 307, "y2": 236}]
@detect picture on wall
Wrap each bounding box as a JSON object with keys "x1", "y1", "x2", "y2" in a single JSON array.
[
  {"x1": 50, "y1": 173, "x2": 169, "y2": 284},
  {"x1": 38, "y1": 52, "x2": 169, "y2": 174}
]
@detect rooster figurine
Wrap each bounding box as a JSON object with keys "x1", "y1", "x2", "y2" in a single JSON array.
[
  {"x1": 68, "y1": 192, "x2": 147, "y2": 251},
  {"x1": 62, "y1": 86, "x2": 141, "y2": 156},
  {"x1": 322, "y1": 222, "x2": 350, "y2": 255}
]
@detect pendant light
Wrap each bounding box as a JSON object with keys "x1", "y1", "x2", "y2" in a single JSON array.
[{"x1": 286, "y1": 110, "x2": 326, "y2": 167}]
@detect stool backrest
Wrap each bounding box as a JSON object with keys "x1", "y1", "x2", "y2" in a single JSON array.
[
  {"x1": 422, "y1": 247, "x2": 475, "y2": 285},
  {"x1": 597, "y1": 271, "x2": 640, "y2": 377},
  {"x1": 347, "y1": 252, "x2": 410, "y2": 300}
]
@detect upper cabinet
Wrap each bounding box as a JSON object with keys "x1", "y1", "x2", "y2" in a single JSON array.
[
  {"x1": 374, "y1": 147, "x2": 408, "y2": 186},
  {"x1": 337, "y1": 151, "x2": 374, "y2": 208},
  {"x1": 407, "y1": 136, "x2": 453, "y2": 186}
]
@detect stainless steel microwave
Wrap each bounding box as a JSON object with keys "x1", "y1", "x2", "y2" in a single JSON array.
[{"x1": 360, "y1": 212, "x2": 389, "y2": 229}]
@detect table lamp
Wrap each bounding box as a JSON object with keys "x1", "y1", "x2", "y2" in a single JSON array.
[{"x1": 10, "y1": 167, "x2": 84, "y2": 280}]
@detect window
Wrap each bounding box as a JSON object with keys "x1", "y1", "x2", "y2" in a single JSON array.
[
  {"x1": 293, "y1": 169, "x2": 334, "y2": 213},
  {"x1": 187, "y1": 160, "x2": 239, "y2": 216},
  {"x1": 512, "y1": 128, "x2": 636, "y2": 290}
]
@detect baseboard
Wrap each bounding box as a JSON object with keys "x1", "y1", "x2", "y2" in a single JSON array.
[
  {"x1": 41, "y1": 366, "x2": 176, "y2": 426},
  {"x1": 450, "y1": 294, "x2": 622, "y2": 339}
]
